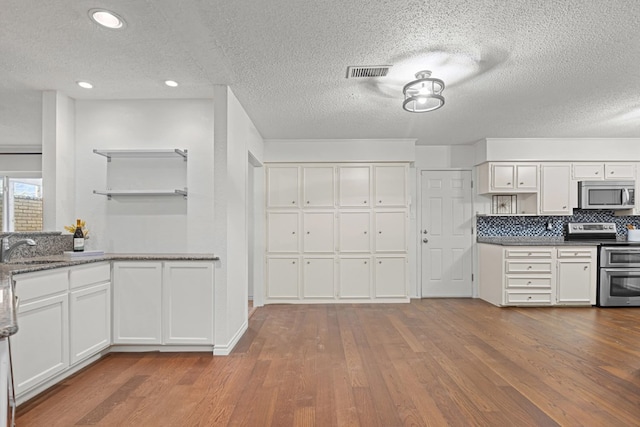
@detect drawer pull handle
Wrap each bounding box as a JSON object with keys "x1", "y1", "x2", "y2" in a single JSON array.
[
  {"x1": 527, "y1": 281, "x2": 532, "y2": 285},
  {"x1": 527, "y1": 296, "x2": 532, "y2": 300},
  {"x1": 527, "y1": 266, "x2": 532, "y2": 270}
]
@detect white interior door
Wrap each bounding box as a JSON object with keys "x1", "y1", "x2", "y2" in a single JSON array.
[{"x1": 421, "y1": 170, "x2": 473, "y2": 297}]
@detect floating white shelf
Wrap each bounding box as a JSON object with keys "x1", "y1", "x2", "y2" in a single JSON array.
[
  {"x1": 93, "y1": 149, "x2": 188, "y2": 161},
  {"x1": 93, "y1": 189, "x2": 188, "y2": 199}
]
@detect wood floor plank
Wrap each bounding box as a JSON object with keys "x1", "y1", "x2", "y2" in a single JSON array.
[{"x1": 16, "y1": 300, "x2": 640, "y2": 426}]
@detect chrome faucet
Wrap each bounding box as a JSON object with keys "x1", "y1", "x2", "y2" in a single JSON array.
[{"x1": 0, "y1": 237, "x2": 36, "y2": 263}]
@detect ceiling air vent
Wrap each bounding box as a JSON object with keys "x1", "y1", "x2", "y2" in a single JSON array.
[{"x1": 346, "y1": 65, "x2": 392, "y2": 79}]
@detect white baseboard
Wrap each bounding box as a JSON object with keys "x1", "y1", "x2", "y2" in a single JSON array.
[{"x1": 213, "y1": 320, "x2": 248, "y2": 356}]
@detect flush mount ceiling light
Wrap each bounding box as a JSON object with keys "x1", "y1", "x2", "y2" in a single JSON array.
[
  {"x1": 402, "y1": 70, "x2": 445, "y2": 113},
  {"x1": 77, "y1": 81, "x2": 93, "y2": 89},
  {"x1": 164, "y1": 80, "x2": 179, "y2": 87},
  {"x1": 89, "y1": 9, "x2": 125, "y2": 29}
]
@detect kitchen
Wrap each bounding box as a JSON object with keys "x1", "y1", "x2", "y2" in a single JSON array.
[{"x1": 2, "y1": 1, "x2": 640, "y2": 425}]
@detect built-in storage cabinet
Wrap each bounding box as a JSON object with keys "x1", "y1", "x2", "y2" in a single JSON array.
[
  {"x1": 572, "y1": 163, "x2": 635, "y2": 180},
  {"x1": 266, "y1": 162, "x2": 409, "y2": 303},
  {"x1": 93, "y1": 149, "x2": 188, "y2": 199},
  {"x1": 477, "y1": 163, "x2": 538, "y2": 193},
  {"x1": 478, "y1": 244, "x2": 596, "y2": 307},
  {"x1": 267, "y1": 166, "x2": 300, "y2": 207},
  {"x1": 539, "y1": 164, "x2": 571, "y2": 215},
  {"x1": 112, "y1": 261, "x2": 214, "y2": 345}
]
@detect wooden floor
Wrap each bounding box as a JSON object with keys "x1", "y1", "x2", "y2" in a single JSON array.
[{"x1": 16, "y1": 300, "x2": 640, "y2": 426}]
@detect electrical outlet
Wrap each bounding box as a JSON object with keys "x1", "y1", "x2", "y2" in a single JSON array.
[{"x1": 546, "y1": 220, "x2": 553, "y2": 230}]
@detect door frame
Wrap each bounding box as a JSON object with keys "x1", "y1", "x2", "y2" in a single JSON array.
[{"x1": 416, "y1": 168, "x2": 475, "y2": 298}]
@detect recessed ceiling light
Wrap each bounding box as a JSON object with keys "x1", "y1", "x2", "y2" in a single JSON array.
[
  {"x1": 164, "y1": 80, "x2": 179, "y2": 87},
  {"x1": 89, "y1": 9, "x2": 125, "y2": 29},
  {"x1": 77, "y1": 81, "x2": 93, "y2": 89}
]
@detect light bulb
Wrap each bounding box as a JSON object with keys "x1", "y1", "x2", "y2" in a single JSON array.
[{"x1": 417, "y1": 97, "x2": 427, "y2": 104}]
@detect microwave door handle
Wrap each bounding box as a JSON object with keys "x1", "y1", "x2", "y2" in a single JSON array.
[{"x1": 623, "y1": 188, "x2": 630, "y2": 205}]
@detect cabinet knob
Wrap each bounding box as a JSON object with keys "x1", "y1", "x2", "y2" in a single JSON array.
[
  {"x1": 379, "y1": 261, "x2": 382, "y2": 264},
  {"x1": 584, "y1": 266, "x2": 588, "y2": 270},
  {"x1": 292, "y1": 201, "x2": 295, "y2": 204},
  {"x1": 292, "y1": 261, "x2": 296, "y2": 264},
  {"x1": 527, "y1": 296, "x2": 532, "y2": 300},
  {"x1": 306, "y1": 201, "x2": 310, "y2": 204},
  {"x1": 364, "y1": 231, "x2": 367, "y2": 234},
  {"x1": 527, "y1": 266, "x2": 532, "y2": 270},
  {"x1": 527, "y1": 281, "x2": 532, "y2": 285},
  {"x1": 364, "y1": 261, "x2": 367, "y2": 264},
  {"x1": 595, "y1": 171, "x2": 599, "y2": 174},
  {"x1": 519, "y1": 182, "x2": 524, "y2": 185},
  {"x1": 610, "y1": 171, "x2": 614, "y2": 174},
  {"x1": 506, "y1": 182, "x2": 511, "y2": 185},
  {"x1": 378, "y1": 231, "x2": 382, "y2": 234},
  {"x1": 379, "y1": 200, "x2": 382, "y2": 203},
  {"x1": 562, "y1": 206, "x2": 567, "y2": 209},
  {"x1": 364, "y1": 200, "x2": 367, "y2": 204},
  {"x1": 306, "y1": 231, "x2": 310, "y2": 234},
  {"x1": 307, "y1": 261, "x2": 310, "y2": 264},
  {"x1": 292, "y1": 231, "x2": 295, "y2": 234}
]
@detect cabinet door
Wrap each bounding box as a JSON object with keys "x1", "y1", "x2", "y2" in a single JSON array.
[
  {"x1": 338, "y1": 258, "x2": 371, "y2": 298},
  {"x1": 540, "y1": 164, "x2": 571, "y2": 215},
  {"x1": 338, "y1": 211, "x2": 371, "y2": 252},
  {"x1": 70, "y1": 283, "x2": 111, "y2": 365},
  {"x1": 374, "y1": 257, "x2": 407, "y2": 298},
  {"x1": 573, "y1": 163, "x2": 604, "y2": 180},
  {"x1": 557, "y1": 261, "x2": 592, "y2": 304},
  {"x1": 267, "y1": 258, "x2": 300, "y2": 299},
  {"x1": 267, "y1": 166, "x2": 299, "y2": 207},
  {"x1": 267, "y1": 212, "x2": 299, "y2": 253},
  {"x1": 338, "y1": 166, "x2": 370, "y2": 207},
  {"x1": 491, "y1": 165, "x2": 515, "y2": 190},
  {"x1": 303, "y1": 212, "x2": 335, "y2": 253},
  {"x1": 303, "y1": 166, "x2": 334, "y2": 207},
  {"x1": 163, "y1": 262, "x2": 214, "y2": 344},
  {"x1": 515, "y1": 165, "x2": 538, "y2": 190},
  {"x1": 11, "y1": 293, "x2": 69, "y2": 396},
  {"x1": 112, "y1": 262, "x2": 162, "y2": 344},
  {"x1": 375, "y1": 211, "x2": 407, "y2": 252},
  {"x1": 605, "y1": 163, "x2": 635, "y2": 180},
  {"x1": 303, "y1": 258, "x2": 335, "y2": 298},
  {"x1": 374, "y1": 165, "x2": 407, "y2": 206}
]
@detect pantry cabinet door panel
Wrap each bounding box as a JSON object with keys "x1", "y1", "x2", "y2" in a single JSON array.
[
  {"x1": 338, "y1": 166, "x2": 371, "y2": 207},
  {"x1": 375, "y1": 211, "x2": 407, "y2": 252},
  {"x1": 303, "y1": 166, "x2": 335, "y2": 207},
  {"x1": 303, "y1": 258, "x2": 335, "y2": 298},
  {"x1": 267, "y1": 166, "x2": 299, "y2": 207},
  {"x1": 374, "y1": 165, "x2": 407, "y2": 206},
  {"x1": 266, "y1": 258, "x2": 300, "y2": 299},
  {"x1": 339, "y1": 211, "x2": 371, "y2": 252},
  {"x1": 338, "y1": 258, "x2": 371, "y2": 298},
  {"x1": 375, "y1": 257, "x2": 407, "y2": 298},
  {"x1": 267, "y1": 212, "x2": 300, "y2": 253},
  {"x1": 303, "y1": 212, "x2": 335, "y2": 253}
]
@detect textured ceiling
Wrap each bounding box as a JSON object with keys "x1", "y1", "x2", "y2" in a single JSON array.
[{"x1": 1, "y1": 0, "x2": 640, "y2": 147}]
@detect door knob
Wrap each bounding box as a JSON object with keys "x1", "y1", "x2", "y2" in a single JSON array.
[{"x1": 423, "y1": 238, "x2": 428, "y2": 243}]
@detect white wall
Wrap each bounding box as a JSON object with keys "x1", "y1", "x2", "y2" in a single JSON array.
[
  {"x1": 42, "y1": 91, "x2": 75, "y2": 231},
  {"x1": 74, "y1": 99, "x2": 215, "y2": 253},
  {"x1": 213, "y1": 86, "x2": 264, "y2": 355}
]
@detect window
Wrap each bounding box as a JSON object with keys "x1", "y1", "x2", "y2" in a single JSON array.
[{"x1": 1, "y1": 176, "x2": 43, "y2": 232}]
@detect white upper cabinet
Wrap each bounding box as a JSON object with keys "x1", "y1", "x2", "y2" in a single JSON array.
[
  {"x1": 267, "y1": 212, "x2": 300, "y2": 253},
  {"x1": 338, "y1": 166, "x2": 371, "y2": 207},
  {"x1": 338, "y1": 211, "x2": 371, "y2": 252},
  {"x1": 604, "y1": 163, "x2": 635, "y2": 180},
  {"x1": 267, "y1": 166, "x2": 300, "y2": 207},
  {"x1": 375, "y1": 211, "x2": 407, "y2": 252},
  {"x1": 539, "y1": 164, "x2": 571, "y2": 215},
  {"x1": 572, "y1": 163, "x2": 635, "y2": 180},
  {"x1": 374, "y1": 165, "x2": 407, "y2": 206},
  {"x1": 477, "y1": 163, "x2": 539, "y2": 193},
  {"x1": 303, "y1": 212, "x2": 335, "y2": 253},
  {"x1": 303, "y1": 166, "x2": 335, "y2": 207},
  {"x1": 572, "y1": 163, "x2": 604, "y2": 180}
]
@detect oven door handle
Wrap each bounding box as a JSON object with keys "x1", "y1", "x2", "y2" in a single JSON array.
[{"x1": 602, "y1": 268, "x2": 640, "y2": 274}]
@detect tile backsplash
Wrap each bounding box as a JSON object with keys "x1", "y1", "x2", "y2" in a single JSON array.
[{"x1": 476, "y1": 210, "x2": 640, "y2": 238}]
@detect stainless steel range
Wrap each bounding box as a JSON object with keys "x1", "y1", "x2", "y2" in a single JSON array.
[{"x1": 566, "y1": 222, "x2": 640, "y2": 307}]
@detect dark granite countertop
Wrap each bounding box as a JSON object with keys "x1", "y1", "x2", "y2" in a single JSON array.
[{"x1": 477, "y1": 237, "x2": 601, "y2": 246}]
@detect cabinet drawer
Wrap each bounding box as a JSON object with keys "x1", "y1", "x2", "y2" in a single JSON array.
[
  {"x1": 505, "y1": 261, "x2": 552, "y2": 273},
  {"x1": 13, "y1": 269, "x2": 69, "y2": 302},
  {"x1": 505, "y1": 249, "x2": 552, "y2": 259},
  {"x1": 557, "y1": 249, "x2": 593, "y2": 258},
  {"x1": 506, "y1": 292, "x2": 552, "y2": 304},
  {"x1": 70, "y1": 262, "x2": 111, "y2": 289},
  {"x1": 505, "y1": 276, "x2": 552, "y2": 289}
]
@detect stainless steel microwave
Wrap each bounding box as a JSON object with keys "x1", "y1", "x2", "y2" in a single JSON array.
[{"x1": 578, "y1": 181, "x2": 635, "y2": 210}]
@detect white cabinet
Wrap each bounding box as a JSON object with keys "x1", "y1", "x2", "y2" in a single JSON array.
[
  {"x1": 10, "y1": 269, "x2": 69, "y2": 397},
  {"x1": 556, "y1": 248, "x2": 596, "y2": 305},
  {"x1": 267, "y1": 166, "x2": 300, "y2": 207},
  {"x1": 303, "y1": 212, "x2": 335, "y2": 253},
  {"x1": 605, "y1": 163, "x2": 635, "y2": 180},
  {"x1": 374, "y1": 256, "x2": 407, "y2": 298},
  {"x1": 69, "y1": 262, "x2": 111, "y2": 365},
  {"x1": 338, "y1": 211, "x2": 371, "y2": 252},
  {"x1": 374, "y1": 165, "x2": 407, "y2": 206},
  {"x1": 572, "y1": 163, "x2": 604, "y2": 180},
  {"x1": 267, "y1": 212, "x2": 299, "y2": 253},
  {"x1": 540, "y1": 164, "x2": 571, "y2": 215},
  {"x1": 338, "y1": 257, "x2": 371, "y2": 298},
  {"x1": 266, "y1": 257, "x2": 300, "y2": 299},
  {"x1": 338, "y1": 166, "x2": 370, "y2": 207},
  {"x1": 375, "y1": 211, "x2": 407, "y2": 252},
  {"x1": 112, "y1": 262, "x2": 163, "y2": 344},
  {"x1": 163, "y1": 262, "x2": 214, "y2": 344},
  {"x1": 303, "y1": 166, "x2": 335, "y2": 207},
  {"x1": 572, "y1": 162, "x2": 635, "y2": 180},
  {"x1": 302, "y1": 258, "x2": 335, "y2": 298},
  {"x1": 477, "y1": 163, "x2": 538, "y2": 193}
]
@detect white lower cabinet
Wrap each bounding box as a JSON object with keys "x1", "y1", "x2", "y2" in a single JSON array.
[
  {"x1": 302, "y1": 258, "x2": 335, "y2": 298},
  {"x1": 163, "y1": 262, "x2": 214, "y2": 344},
  {"x1": 556, "y1": 248, "x2": 597, "y2": 305},
  {"x1": 374, "y1": 256, "x2": 407, "y2": 298},
  {"x1": 266, "y1": 257, "x2": 300, "y2": 299},
  {"x1": 70, "y1": 283, "x2": 110, "y2": 364},
  {"x1": 338, "y1": 257, "x2": 371, "y2": 299},
  {"x1": 113, "y1": 262, "x2": 163, "y2": 344}
]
